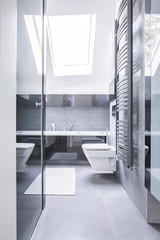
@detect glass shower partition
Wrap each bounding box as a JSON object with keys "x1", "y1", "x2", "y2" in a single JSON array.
[
  {"x1": 16, "y1": 0, "x2": 45, "y2": 239},
  {"x1": 150, "y1": 0, "x2": 160, "y2": 201},
  {"x1": 145, "y1": 0, "x2": 160, "y2": 201}
]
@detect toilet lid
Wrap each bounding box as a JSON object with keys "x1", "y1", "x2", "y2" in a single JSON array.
[
  {"x1": 82, "y1": 143, "x2": 111, "y2": 150},
  {"x1": 16, "y1": 143, "x2": 35, "y2": 150}
]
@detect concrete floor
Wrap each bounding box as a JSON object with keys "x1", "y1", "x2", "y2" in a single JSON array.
[{"x1": 31, "y1": 165, "x2": 160, "y2": 240}]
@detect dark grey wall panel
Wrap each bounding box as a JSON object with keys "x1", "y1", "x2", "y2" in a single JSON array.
[
  {"x1": 17, "y1": 95, "x2": 41, "y2": 130},
  {"x1": 17, "y1": 94, "x2": 110, "y2": 131}
]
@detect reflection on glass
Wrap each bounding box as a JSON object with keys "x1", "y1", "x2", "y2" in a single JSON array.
[
  {"x1": 132, "y1": 0, "x2": 144, "y2": 169},
  {"x1": 150, "y1": 8, "x2": 160, "y2": 201},
  {"x1": 145, "y1": 0, "x2": 160, "y2": 201}
]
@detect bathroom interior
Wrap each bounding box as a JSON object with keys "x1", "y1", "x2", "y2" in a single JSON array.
[{"x1": 15, "y1": 0, "x2": 160, "y2": 239}]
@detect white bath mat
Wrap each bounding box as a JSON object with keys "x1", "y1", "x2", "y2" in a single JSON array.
[{"x1": 25, "y1": 168, "x2": 76, "y2": 195}]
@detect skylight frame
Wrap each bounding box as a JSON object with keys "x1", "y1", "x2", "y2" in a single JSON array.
[
  {"x1": 24, "y1": 13, "x2": 96, "y2": 77},
  {"x1": 46, "y1": 14, "x2": 96, "y2": 76}
]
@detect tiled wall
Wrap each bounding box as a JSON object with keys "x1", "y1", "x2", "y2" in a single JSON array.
[
  {"x1": 17, "y1": 95, "x2": 41, "y2": 130},
  {"x1": 17, "y1": 94, "x2": 110, "y2": 131},
  {"x1": 46, "y1": 107, "x2": 109, "y2": 131}
]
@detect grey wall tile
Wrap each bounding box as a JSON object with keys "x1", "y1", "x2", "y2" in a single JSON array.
[
  {"x1": 17, "y1": 95, "x2": 110, "y2": 131},
  {"x1": 46, "y1": 107, "x2": 109, "y2": 131}
]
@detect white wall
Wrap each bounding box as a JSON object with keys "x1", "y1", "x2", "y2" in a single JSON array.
[
  {"x1": 0, "y1": 0, "x2": 17, "y2": 239},
  {"x1": 17, "y1": 0, "x2": 116, "y2": 94}
]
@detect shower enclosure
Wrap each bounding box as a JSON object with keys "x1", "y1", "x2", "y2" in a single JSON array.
[
  {"x1": 16, "y1": 0, "x2": 116, "y2": 238},
  {"x1": 16, "y1": 0, "x2": 45, "y2": 239}
]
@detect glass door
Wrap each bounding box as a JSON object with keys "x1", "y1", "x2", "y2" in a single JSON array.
[
  {"x1": 150, "y1": 0, "x2": 160, "y2": 201},
  {"x1": 16, "y1": 0, "x2": 45, "y2": 239},
  {"x1": 145, "y1": 0, "x2": 160, "y2": 201}
]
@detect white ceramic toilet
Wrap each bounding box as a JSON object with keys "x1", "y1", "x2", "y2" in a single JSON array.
[
  {"x1": 16, "y1": 143, "x2": 35, "y2": 170},
  {"x1": 82, "y1": 143, "x2": 116, "y2": 172}
]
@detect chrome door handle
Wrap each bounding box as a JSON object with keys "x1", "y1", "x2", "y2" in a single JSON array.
[
  {"x1": 35, "y1": 101, "x2": 42, "y2": 108},
  {"x1": 35, "y1": 101, "x2": 44, "y2": 108}
]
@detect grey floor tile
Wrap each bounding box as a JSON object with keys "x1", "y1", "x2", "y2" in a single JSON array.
[
  {"x1": 17, "y1": 165, "x2": 42, "y2": 240},
  {"x1": 98, "y1": 174, "x2": 160, "y2": 240},
  {"x1": 17, "y1": 195, "x2": 41, "y2": 210},
  {"x1": 75, "y1": 167, "x2": 102, "y2": 197},
  {"x1": 32, "y1": 196, "x2": 115, "y2": 240},
  {"x1": 17, "y1": 210, "x2": 41, "y2": 240},
  {"x1": 31, "y1": 165, "x2": 160, "y2": 240}
]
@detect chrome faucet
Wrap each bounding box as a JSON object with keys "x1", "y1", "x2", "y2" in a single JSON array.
[{"x1": 68, "y1": 123, "x2": 74, "y2": 131}]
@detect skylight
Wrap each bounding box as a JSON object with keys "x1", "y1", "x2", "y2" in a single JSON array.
[{"x1": 24, "y1": 14, "x2": 96, "y2": 77}]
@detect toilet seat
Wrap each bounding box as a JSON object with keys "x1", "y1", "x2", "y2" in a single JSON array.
[{"x1": 82, "y1": 143, "x2": 111, "y2": 150}]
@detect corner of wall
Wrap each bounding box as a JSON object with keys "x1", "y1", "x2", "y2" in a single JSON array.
[{"x1": 0, "y1": 0, "x2": 17, "y2": 239}]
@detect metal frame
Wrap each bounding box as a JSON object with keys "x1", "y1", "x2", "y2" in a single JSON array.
[
  {"x1": 41, "y1": 0, "x2": 46, "y2": 210},
  {"x1": 115, "y1": 19, "x2": 118, "y2": 156}
]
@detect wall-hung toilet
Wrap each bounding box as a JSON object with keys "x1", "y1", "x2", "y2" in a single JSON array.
[
  {"x1": 16, "y1": 143, "x2": 35, "y2": 170},
  {"x1": 82, "y1": 143, "x2": 116, "y2": 172}
]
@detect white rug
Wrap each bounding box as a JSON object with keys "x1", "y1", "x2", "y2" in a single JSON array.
[{"x1": 25, "y1": 168, "x2": 76, "y2": 195}]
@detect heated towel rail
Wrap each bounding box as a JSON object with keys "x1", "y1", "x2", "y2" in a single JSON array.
[{"x1": 116, "y1": 0, "x2": 132, "y2": 167}]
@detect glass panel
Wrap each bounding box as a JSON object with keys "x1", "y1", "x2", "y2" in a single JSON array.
[
  {"x1": 145, "y1": 0, "x2": 151, "y2": 191},
  {"x1": 132, "y1": 0, "x2": 144, "y2": 169},
  {"x1": 145, "y1": 0, "x2": 160, "y2": 201},
  {"x1": 16, "y1": 0, "x2": 43, "y2": 239},
  {"x1": 150, "y1": 0, "x2": 160, "y2": 201},
  {"x1": 44, "y1": 0, "x2": 116, "y2": 168},
  {"x1": 44, "y1": 94, "x2": 111, "y2": 164}
]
